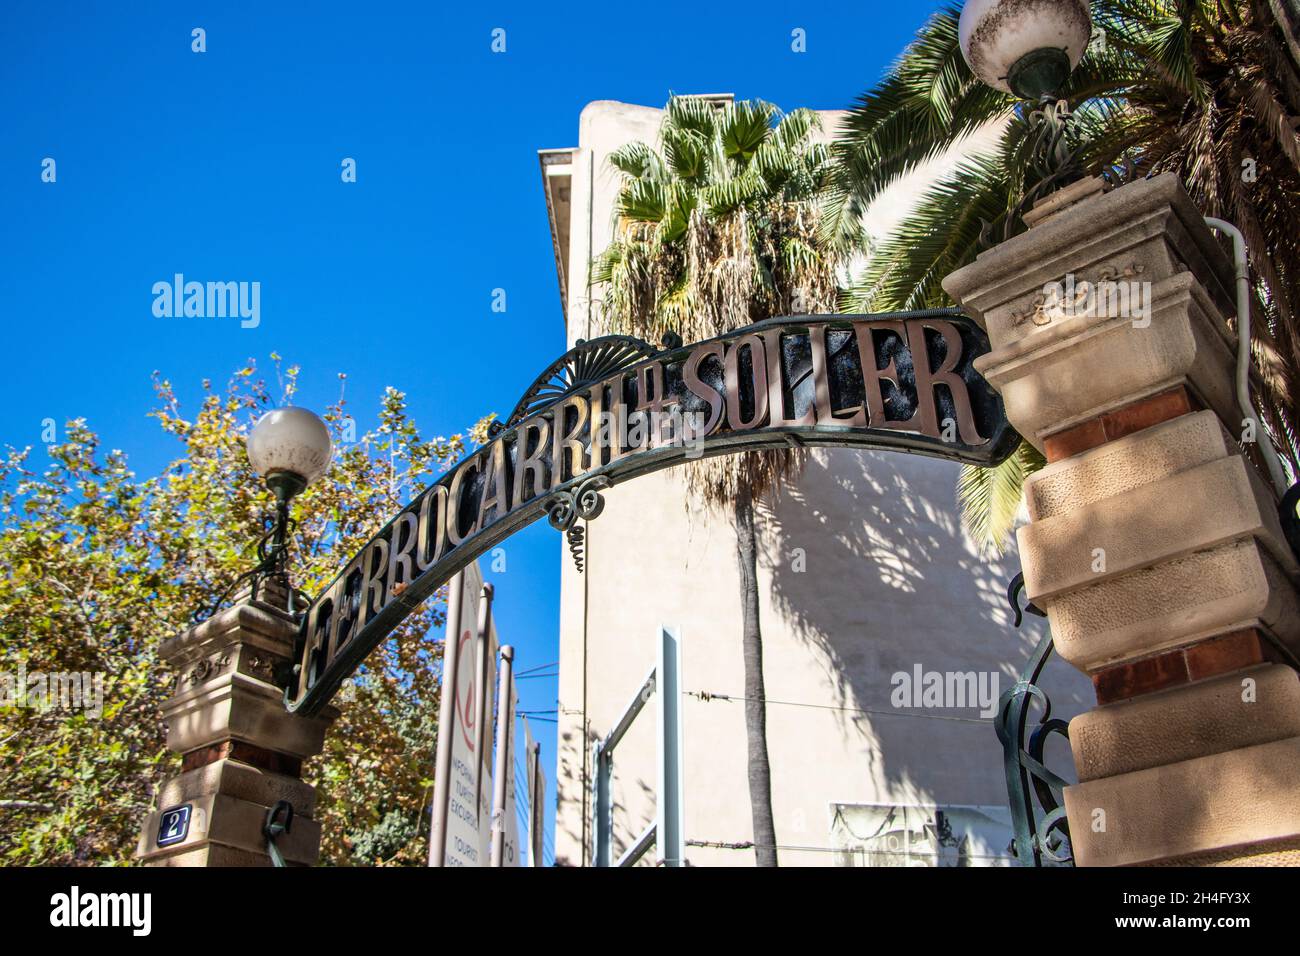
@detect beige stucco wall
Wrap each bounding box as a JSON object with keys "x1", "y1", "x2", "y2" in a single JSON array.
[{"x1": 553, "y1": 99, "x2": 1091, "y2": 866}]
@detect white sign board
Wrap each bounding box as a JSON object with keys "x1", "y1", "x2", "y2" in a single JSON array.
[
  {"x1": 433, "y1": 561, "x2": 492, "y2": 867},
  {"x1": 829, "y1": 802, "x2": 1015, "y2": 867},
  {"x1": 524, "y1": 719, "x2": 546, "y2": 867}
]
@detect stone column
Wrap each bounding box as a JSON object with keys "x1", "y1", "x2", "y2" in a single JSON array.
[
  {"x1": 944, "y1": 173, "x2": 1300, "y2": 866},
  {"x1": 136, "y1": 583, "x2": 338, "y2": 866}
]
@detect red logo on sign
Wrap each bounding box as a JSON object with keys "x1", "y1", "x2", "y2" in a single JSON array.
[{"x1": 457, "y1": 628, "x2": 476, "y2": 752}]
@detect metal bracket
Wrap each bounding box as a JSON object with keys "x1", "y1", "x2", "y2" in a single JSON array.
[
  {"x1": 194, "y1": 494, "x2": 299, "y2": 624},
  {"x1": 592, "y1": 626, "x2": 684, "y2": 867},
  {"x1": 979, "y1": 96, "x2": 1087, "y2": 249},
  {"x1": 1006, "y1": 571, "x2": 1045, "y2": 627},
  {"x1": 264, "y1": 799, "x2": 294, "y2": 868}
]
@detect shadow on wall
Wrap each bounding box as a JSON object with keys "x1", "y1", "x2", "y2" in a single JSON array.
[
  {"x1": 555, "y1": 715, "x2": 657, "y2": 867},
  {"x1": 554, "y1": 723, "x2": 584, "y2": 867},
  {"x1": 554, "y1": 446, "x2": 1093, "y2": 864},
  {"x1": 760, "y1": 446, "x2": 1091, "y2": 804}
]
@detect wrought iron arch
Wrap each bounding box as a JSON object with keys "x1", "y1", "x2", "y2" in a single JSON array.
[{"x1": 284, "y1": 310, "x2": 1021, "y2": 716}]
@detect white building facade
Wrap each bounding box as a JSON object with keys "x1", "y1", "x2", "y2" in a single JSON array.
[{"x1": 539, "y1": 97, "x2": 1092, "y2": 866}]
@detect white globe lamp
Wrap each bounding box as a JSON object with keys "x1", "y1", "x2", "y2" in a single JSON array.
[{"x1": 958, "y1": 0, "x2": 1092, "y2": 99}]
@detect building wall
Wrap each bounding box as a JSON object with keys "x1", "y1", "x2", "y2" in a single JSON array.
[{"x1": 552, "y1": 99, "x2": 1092, "y2": 866}]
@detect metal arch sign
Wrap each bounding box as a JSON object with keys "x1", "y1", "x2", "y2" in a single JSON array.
[{"x1": 284, "y1": 309, "x2": 1019, "y2": 715}]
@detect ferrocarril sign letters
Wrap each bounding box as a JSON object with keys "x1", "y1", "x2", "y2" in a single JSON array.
[{"x1": 285, "y1": 310, "x2": 1017, "y2": 715}]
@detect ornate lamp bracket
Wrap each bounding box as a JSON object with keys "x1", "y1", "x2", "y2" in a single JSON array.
[
  {"x1": 194, "y1": 473, "x2": 303, "y2": 624},
  {"x1": 981, "y1": 97, "x2": 1089, "y2": 249}
]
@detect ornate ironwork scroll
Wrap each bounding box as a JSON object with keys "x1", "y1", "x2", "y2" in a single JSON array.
[
  {"x1": 996, "y1": 572, "x2": 1074, "y2": 866},
  {"x1": 980, "y1": 97, "x2": 1089, "y2": 249},
  {"x1": 284, "y1": 310, "x2": 1020, "y2": 715},
  {"x1": 545, "y1": 474, "x2": 609, "y2": 572}
]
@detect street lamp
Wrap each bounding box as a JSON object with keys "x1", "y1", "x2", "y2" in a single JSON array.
[
  {"x1": 246, "y1": 405, "x2": 334, "y2": 499},
  {"x1": 196, "y1": 406, "x2": 333, "y2": 621},
  {"x1": 959, "y1": 0, "x2": 1093, "y2": 237},
  {"x1": 958, "y1": 0, "x2": 1092, "y2": 100}
]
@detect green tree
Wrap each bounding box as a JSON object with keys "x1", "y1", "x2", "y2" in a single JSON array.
[
  {"x1": 593, "y1": 96, "x2": 858, "y2": 865},
  {"x1": 0, "y1": 357, "x2": 478, "y2": 865},
  {"x1": 831, "y1": 0, "x2": 1300, "y2": 549}
]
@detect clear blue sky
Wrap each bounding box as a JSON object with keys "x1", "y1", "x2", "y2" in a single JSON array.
[{"x1": 0, "y1": 0, "x2": 944, "y2": 863}]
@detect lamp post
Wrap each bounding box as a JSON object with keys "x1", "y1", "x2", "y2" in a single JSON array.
[
  {"x1": 196, "y1": 406, "x2": 333, "y2": 621},
  {"x1": 959, "y1": 0, "x2": 1094, "y2": 236}
]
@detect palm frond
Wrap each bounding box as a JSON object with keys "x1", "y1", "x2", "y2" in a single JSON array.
[
  {"x1": 662, "y1": 125, "x2": 710, "y2": 182},
  {"x1": 841, "y1": 148, "x2": 1012, "y2": 312},
  {"x1": 720, "y1": 100, "x2": 777, "y2": 164},
  {"x1": 664, "y1": 94, "x2": 718, "y2": 138},
  {"x1": 832, "y1": 6, "x2": 1014, "y2": 212},
  {"x1": 957, "y1": 443, "x2": 1046, "y2": 554},
  {"x1": 608, "y1": 141, "x2": 663, "y2": 181},
  {"x1": 615, "y1": 178, "x2": 668, "y2": 223}
]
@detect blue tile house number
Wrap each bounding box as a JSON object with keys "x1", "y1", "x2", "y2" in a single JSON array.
[{"x1": 157, "y1": 804, "x2": 192, "y2": 847}]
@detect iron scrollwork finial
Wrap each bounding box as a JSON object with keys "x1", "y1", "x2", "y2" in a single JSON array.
[
  {"x1": 545, "y1": 475, "x2": 610, "y2": 573},
  {"x1": 978, "y1": 96, "x2": 1089, "y2": 250},
  {"x1": 1006, "y1": 571, "x2": 1045, "y2": 628},
  {"x1": 996, "y1": 572, "x2": 1074, "y2": 866},
  {"x1": 193, "y1": 497, "x2": 299, "y2": 624}
]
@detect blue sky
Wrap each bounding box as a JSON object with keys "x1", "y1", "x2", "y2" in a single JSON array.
[{"x1": 0, "y1": 0, "x2": 944, "y2": 863}]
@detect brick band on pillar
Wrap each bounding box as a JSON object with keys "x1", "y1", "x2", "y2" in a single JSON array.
[
  {"x1": 944, "y1": 173, "x2": 1300, "y2": 867},
  {"x1": 181, "y1": 740, "x2": 304, "y2": 777},
  {"x1": 1042, "y1": 385, "x2": 1200, "y2": 462}
]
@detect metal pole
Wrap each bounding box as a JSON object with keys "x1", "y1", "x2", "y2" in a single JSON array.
[
  {"x1": 471, "y1": 583, "x2": 494, "y2": 842},
  {"x1": 427, "y1": 569, "x2": 465, "y2": 867},
  {"x1": 657, "y1": 625, "x2": 684, "y2": 867},
  {"x1": 591, "y1": 741, "x2": 611, "y2": 867},
  {"x1": 490, "y1": 644, "x2": 514, "y2": 866}
]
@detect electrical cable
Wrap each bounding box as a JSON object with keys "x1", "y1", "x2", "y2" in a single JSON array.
[
  {"x1": 684, "y1": 838, "x2": 1011, "y2": 861},
  {"x1": 684, "y1": 690, "x2": 993, "y2": 725},
  {"x1": 514, "y1": 660, "x2": 559, "y2": 677}
]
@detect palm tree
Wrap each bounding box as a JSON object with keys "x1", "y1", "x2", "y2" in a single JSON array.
[
  {"x1": 830, "y1": 0, "x2": 1300, "y2": 550},
  {"x1": 592, "y1": 96, "x2": 856, "y2": 866}
]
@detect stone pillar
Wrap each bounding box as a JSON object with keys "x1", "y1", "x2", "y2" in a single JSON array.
[
  {"x1": 136, "y1": 583, "x2": 338, "y2": 866},
  {"x1": 944, "y1": 173, "x2": 1300, "y2": 866}
]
